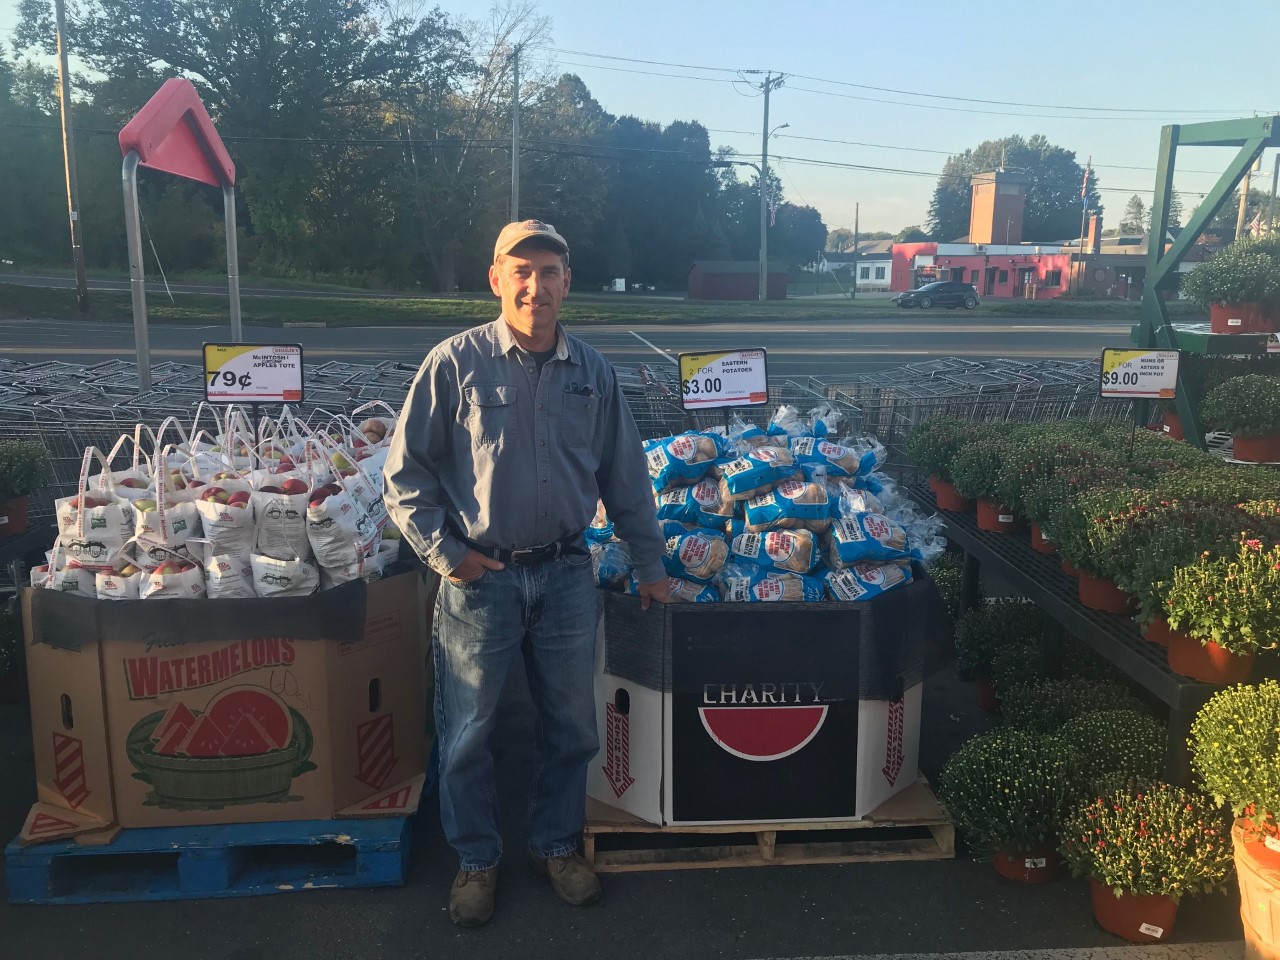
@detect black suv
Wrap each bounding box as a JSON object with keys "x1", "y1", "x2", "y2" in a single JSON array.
[{"x1": 892, "y1": 281, "x2": 980, "y2": 310}]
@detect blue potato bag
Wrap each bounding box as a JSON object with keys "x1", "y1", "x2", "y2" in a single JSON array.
[
  {"x1": 719, "y1": 446, "x2": 800, "y2": 499},
  {"x1": 627, "y1": 573, "x2": 719, "y2": 603},
  {"x1": 827, "y1": 513, "x2": 911, "y2": 565},
  {"x1": 717, "y1": 562, "x2": 826, "y2": 603},
  {"x1": 662, "y1": 526, "x2": 730, "y2": 583},
  {"x1": 743, "y1": 478, "x2": 832, "y2": 531},
  {"x1": 654, "y1": 478, "x2": 735, "y2": 531},
  {"x1": 645, "y1": 431, "x2": 727, "y2": 493},
  {"x1": 822, "y1": 560, "x2": 913, "y2": 601},
  {"x1": 730, "y1": 529, "x2": 821, "y2": 574}
]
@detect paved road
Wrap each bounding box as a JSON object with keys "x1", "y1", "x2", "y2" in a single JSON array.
[{"x1": 0, "y1": 314, "x2": 1133, "y2": 378}]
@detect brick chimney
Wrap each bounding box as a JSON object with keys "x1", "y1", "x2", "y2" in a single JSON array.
[
  {"x1": 1087, "y1": 213, "x2": 1103, "y2": 254},
  {"x1": 969, "y1": 171, "x2": 1030, "y2": 245}
]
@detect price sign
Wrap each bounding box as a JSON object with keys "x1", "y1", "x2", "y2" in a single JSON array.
[
  {"x1": 677, "y1": 349, "x2": 769, "y2": 410},
  {"x1": 203, "y1": 343, "x2": 305, "y2": 403},
  {"x1": 1099, "y1": 348, "x2": 1180, "y2": 399}
]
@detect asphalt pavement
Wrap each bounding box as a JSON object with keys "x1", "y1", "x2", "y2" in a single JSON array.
[{"x1": 0, "y1": 313, "x2": 1134, "y2": 378}]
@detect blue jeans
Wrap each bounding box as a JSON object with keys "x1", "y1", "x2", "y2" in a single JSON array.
[{"x1": 433, "y1": 550, "x2": 598, "y2": 871}]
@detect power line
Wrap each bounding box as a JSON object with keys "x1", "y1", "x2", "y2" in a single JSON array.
[
  {"x1": 547, "y1": 47, "x2": 743, "y2": 74},
  {"x1": 536, "y1": 57, "x2": 743, "y2": 85}
]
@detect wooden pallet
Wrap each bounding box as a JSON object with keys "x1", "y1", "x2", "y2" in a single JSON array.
[
  {"x1": 5, "y1": 815, "x2": 414, "y2": 905},
  {"x1": 584, "y1": 777, "x2": 953, "y2": 873}
]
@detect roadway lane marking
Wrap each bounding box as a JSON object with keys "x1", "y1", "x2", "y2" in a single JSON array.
[
  {"x1": 1011, "y1": 325, "x2": 1057, "y2": 330},
  {"x1": 746, "y1": 941, "x2": 1242, "y2": 960},
  {"x1": 629, "y1": 330, "x2": 679, "y2": 365}
]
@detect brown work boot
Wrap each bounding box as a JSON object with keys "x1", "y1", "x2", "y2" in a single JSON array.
[
  {"x1": 531, "y1": 852, "x2": 602, "y2": 907},
  {"x1": 448, "y1": 867, "x2": 498, "y2": 927}
]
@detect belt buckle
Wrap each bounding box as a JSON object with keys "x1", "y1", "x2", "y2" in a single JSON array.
[{"x1": 509, "y1": 547, "x2": 539, "y2": 564}]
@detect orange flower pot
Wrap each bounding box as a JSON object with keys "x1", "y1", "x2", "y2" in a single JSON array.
[
  {"x1": 1142, "y1": 616, "x2": 1173, "y2": 649},
  {"x1": 1089, "y1": 877, "x2": 1179, "y2": 943},
  {"x1": 1235, "y1": 434, "x2": 1280, "y2": 464},
  {"x1": 1077, "y1": 570, "x2": 1137, "y2": 614},
  {"x1": 993, "y1": 846, "x2": 1061, "y2": 883},
  {"x1": 1061, "y1": 558, "x2": 1078, "y2": 577},
  {"x1": 1210, "y1": 302, "x2": 1280, "y2": 334},
  {"x1": 929, "y1": 475, "x2": 973, "y2": 512},
  {"x1": 1160, "y1": 412, "x2": 1185, "y2": 442},
  {"x1": 976, "y1": 499, "x2": 1023, "y2": 534},
  {"x1": 1166, "y1": 628, "x2": 1256, "y2": 684},
  {"x1": 1029, "y1": 522, "x2": 1057, "y2": 555},
  {"x1": 975, "y1": 677, "x2": 998, "y2": 712},
  {"x1": 0, "y1": 495, "x2": 28, "y2": 539}
]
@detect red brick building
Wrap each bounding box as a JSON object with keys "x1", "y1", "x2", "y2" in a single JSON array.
[{"x1": 688, "y1": 261, "x2": 789, "y2": 301}]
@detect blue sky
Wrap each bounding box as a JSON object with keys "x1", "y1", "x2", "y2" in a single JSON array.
[{"x1": 6, "y1": 0, "x2": 1280, "y2": 235}]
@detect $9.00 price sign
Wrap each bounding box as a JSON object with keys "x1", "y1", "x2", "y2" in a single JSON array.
[
  {"x1": 203, "y1": 343, "x2": 305, "y2": 403},
  {"x1": 677, "y1": 349, "x2": 769, "y2": 410},
  {"x1": 1099, "y1": 348, "x2": 1180, "y2": 399}
]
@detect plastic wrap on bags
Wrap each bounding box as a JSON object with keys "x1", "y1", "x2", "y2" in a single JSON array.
[
  {"x1": 787, "y1": 437, "x2": 863, "y2": 478},
  {"x1": 730, "y1": 529, "x2": 820, "y2": 573},
  {"x1": 250, "y1": 553, "x2": 320, "y2": 598},
  {"x1": 55, "y1": 448, "x2": 137, "y2": 572},
  {"x1": 592, "y1": 540, "x2": 632, "y2": 588},
  {"x1": 646, "y1": 432, "x2": 726, "y2": 492},
  {"x1": 662, "y1": 527, "x2": 728, "y2": 583},
  {"x1": 718, "y1": 446, "x2": 799, "y2": 500},
  {"x1": 823, "y1": 560, "x2": 914, "y2": 601},
  {"x1": 834, "y1": 485, "x2": 884, "y2": 518},
  {"x1": 767, "y1": 404, "x2": 806, "y2": 438},
  {"x1": 627, "y1": 573, "x2": 719, "y2": 603},
  {"x1": 854, "y1": 471, "x2": 888, "y2": 496},
  {"x1": 743, "y1": 478, "x2": 832, "y2": 532},
  {"x1": 717, "y1": 562, "x2": 826, "y2": 603},
  {"x1": 827, "y1": 513, "x2": 912, "y2": 566},
  {"x1": 586, "y1": 500, "x2": 615, "y2": 543},
  {"x1": 806, "y1": 403, "x2": 844, "y2": 438},
  {"x1": 654, "y1": 478, "x2": 735, "y2": 531}
]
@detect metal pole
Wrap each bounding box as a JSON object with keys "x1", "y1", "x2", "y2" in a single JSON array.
[
  {"x1": 223, "y1": 184, "x2": 242, "y2": 343},
  {"x1": 510, "y1": 45, "x2": 521, "y2": 222},
  {"x1": 1267, "y1": 153, "x2": 1279, "y2": 237},
  {"x1": 850, "y1": 202, "x2": 858, "y2": 300},
  {"x1": 759, "y1": 72, "x2": 772, "y2": 302},
  {"x1": 1075, "y1": 157, "x2": 1090, "y2": 296},
  {"x1": 122, "y1": 151, "x2": 152, "y2": 391},
  {"x1": 1236, "y1": 155, "x2": 1258, "y2": 238},
  {"x1": 54, "y1": 0, "x2": 89, "y2": 312}
]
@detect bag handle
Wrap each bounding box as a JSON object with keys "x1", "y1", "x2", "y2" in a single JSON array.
[
  {"x1": 152, "y1": 415, "x2": 190, "y2": 456},
  {"x1": 351, "y1": 399, "x2": 398, "y2": 422},
  {"x1": 131, "y1": 536, "x2": 203, "y2": 575},
  {"x1": 74, "y1": 447, "x2": 120, "y2": 539}
]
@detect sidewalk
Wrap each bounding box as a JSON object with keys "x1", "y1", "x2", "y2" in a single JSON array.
[{"x1": 0, "y1": 654, "x2": 1244, "y2": 960}]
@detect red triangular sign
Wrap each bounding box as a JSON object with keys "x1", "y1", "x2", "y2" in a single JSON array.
[
  {"x1": 118, "y1": 78, "x2": 235, "y2": 187},
  {"x1": 362, "y1": 785, "x2": 411, "y2": 811},
  {"x1": 29, "y1": 812, "x2": 78, "y2": 836}
]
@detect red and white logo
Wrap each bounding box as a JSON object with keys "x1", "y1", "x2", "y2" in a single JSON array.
[
  {"x1": 52, "y1": 732, "x2": 89, "y2": 809},
  {"x1": 28, "y1": 811, "x2": 80, "y2": 837},
  {"x1": 362, "y1": 783, "x2": 412, "y2": 811},
  {"x1": 601, "y1": 703, "x2": 635, "y2": 798},
  {"x1": 699, "y1": 683, "x2": 828, "y2": 761},
  {"x1": 355, "y1": 714, "x2": 398, "y2": 790}
]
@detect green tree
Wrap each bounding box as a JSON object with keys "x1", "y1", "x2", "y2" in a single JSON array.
[
  {"x1": 827, "y1": 227, "x2": 854, "y2": 252},
  {"x1": 926, "y1": 135, "x2": 1100, "y2": 243},
  {"x1": 770, "y1": 203, "x2": 827, "y2": 268},
  {"x1": 1194, "y1": 188, "x2": 1273, "y2": 236},
  {"x1": 894, "y1": 225, "x2": 929, "y2": 242},
  {"x1": 1119, "y1": 194, "x2": 1146, "y2": 234}
]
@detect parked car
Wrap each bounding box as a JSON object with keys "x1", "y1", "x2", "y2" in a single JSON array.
[{"x1": 892, "y1": 281, "x2": 980, "y2": 310}]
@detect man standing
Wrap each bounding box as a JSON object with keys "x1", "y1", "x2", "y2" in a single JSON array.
[{"x1": 384, "y1": 220, "x2": 669, "y2": 927}]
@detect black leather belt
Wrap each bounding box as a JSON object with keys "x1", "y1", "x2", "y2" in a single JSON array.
[{"x1": 460, "y1": 531, "x2": 586, "y2": 565}]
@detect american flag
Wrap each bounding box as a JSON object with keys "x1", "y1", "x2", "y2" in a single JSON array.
[
  {"x1": 769, "y1": 204, "x2": 777, "y2": 228},
  {"x1": 1080, "y1": 164, "x2": 1091, "y2": 208}
]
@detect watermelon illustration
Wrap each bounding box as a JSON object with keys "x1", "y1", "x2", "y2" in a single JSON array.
[
  {"x1": 151, "y1": 702, "x2": 197, "y2": 743},
  {"x1": 206, "y1": 687, "x2": 293, "y2": 751},
  {"x1": 179, "y1": 714, "x2": 227, "y2": 758},
  {"x1": 154, "y1": 718, "x2": 192, "y2": 756},
  {"x1": 219, "y1": 712, "x2": 275, "y2": 757},
  {"x1": 698, "y1": 705, "x2": 829, "y2": 762}
]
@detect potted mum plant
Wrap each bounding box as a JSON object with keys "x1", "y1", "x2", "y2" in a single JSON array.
[
  {"x1": 1060, "y1": 781, "x2": 1233, "y2": 943},
  {"x1": 1053, "y1": 710, "x2": 1166, "y2": 792},
  {"x1": 0, "y1": 440, "x2": 51, "y2": 539},
  {"x1": 1200, "y1": 375, "x2": 1280, "y2": 463},
  {"x1": 939, "y1": 729, "x2": 1084, "y2": 883},
  {"x1": 906, "y1": 417, "x2": 989, "y2": 511},
  {"x1": 1164, "y1": 536, "x2": 1280, "y2": 684},
  {"x1": 950, "y1": 438, "x2": 1023, "y2": 533},
  {"x1": 1000, "y1": 678, "x2": 1145, "y2": 735},
  {"x1": 1181, "y1": 239, "x2": 1280, "y2": 334},
  {"x1": 954, "y1": 599, "x2": 1043, "y2": 709}
]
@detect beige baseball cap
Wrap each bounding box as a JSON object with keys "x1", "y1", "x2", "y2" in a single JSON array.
[{"x1": 493, "y1": 219, "x2": 569, "y2": 261}]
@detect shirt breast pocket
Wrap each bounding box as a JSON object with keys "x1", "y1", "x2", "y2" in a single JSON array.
[
  {"x1": 465, "y1": 384, "x2": 516, "y2": 446},
  {"x1": 561, "y1": 389, "x2": 598, "y2": 450}
]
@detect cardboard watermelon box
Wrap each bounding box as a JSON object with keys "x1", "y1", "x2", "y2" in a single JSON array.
[
  {"x1": 18, "y1": 571, "x2": 428, "y2": 845},
  {"x1": 588, "y1": 575, "x2": 944, "y2": 826}
]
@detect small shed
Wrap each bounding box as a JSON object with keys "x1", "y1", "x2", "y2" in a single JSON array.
[{"x1": 688, "y1": 261, "x2": 788, "y2": 301}]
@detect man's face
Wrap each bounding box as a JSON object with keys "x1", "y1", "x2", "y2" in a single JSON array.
[{"x1": 489, "y1": 245, "x2": 571, "y2": 340}]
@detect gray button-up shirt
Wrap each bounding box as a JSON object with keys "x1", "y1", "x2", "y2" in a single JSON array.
[{"x1": 384, "y1": 319, "x2": 666, "y2": 584}]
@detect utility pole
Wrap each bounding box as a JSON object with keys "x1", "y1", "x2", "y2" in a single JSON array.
[
  {"x1": 1267, "y1": 153, "x2": 1279, "y2": 237},
  {"x1": 510, "y1": 44, "x2": 521, "y2": 222},
  {"x1": 54, "y1": 0, "x2": 89, "y2": 312},
  {"x1": 1075, "y1": 156, "x2": 1091, "y2": 297},
  {"x1": 1236, "y1": 154, "x2": 1260, "y2": 239},
  {"x1": 850, "y1": 203, "x2": 859, "y2": 300},
  {"x1": 755, "y1": 72, "x2": 786, "y2": 302}
]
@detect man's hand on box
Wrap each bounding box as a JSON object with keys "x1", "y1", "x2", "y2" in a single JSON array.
[{"x1": 636, "y1": 578, "x2": 672, "y2": 611}]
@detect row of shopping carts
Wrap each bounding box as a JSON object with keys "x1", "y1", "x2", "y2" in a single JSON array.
[{"x1": 0, "y1": 354, "x2": 1133, "y2": 529}]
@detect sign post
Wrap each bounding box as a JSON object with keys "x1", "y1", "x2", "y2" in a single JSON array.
[
  {"x1": 202, "y1": 343, "x2": 305, "y2": 450},
  {"x1": 1099, "y1": 347, "x2": 1181, "y2": 459}
]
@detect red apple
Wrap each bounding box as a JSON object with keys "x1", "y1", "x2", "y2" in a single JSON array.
[
  {"x1": 226, "y1": 490, "x2": 251, "y2": 506},
  {"x1": 187, "y1": 480, "x2": 206, "y2": 490},
  {"x1": 201, "y1": 486, "x2": 230, "y2": 504},
  {"x1": 310, "y1": 488, "x2": 334, "y2": 508},
  {"x1": 281, "y1": 478, "x2": 308, "y2": 495},
  {"x1": 258, "y1": 484, "x2": 283, "y2": 494},
  {"x1": 119, "y1": 477, "x2": 146, "y2": 489}
]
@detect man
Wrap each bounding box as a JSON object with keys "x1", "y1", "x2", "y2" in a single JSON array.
[{"x1": 384, "y1": 220, "x2": 669, "y2": 927}]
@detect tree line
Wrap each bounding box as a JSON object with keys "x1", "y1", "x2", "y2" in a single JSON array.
[{"x1": 3, "y1": 1, "x2": 827, "y2": 292}]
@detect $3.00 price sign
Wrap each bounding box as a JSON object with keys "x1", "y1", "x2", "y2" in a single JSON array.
[
  {"x1": 203, "y1": 343, "x2": 305, "y2": 403},
  {"x1": 1099, "y1": 348, "x2": 1180, "y2": 399},
  {"x1": 677, "y1": 348, "x2": 769, "y2": 410}
]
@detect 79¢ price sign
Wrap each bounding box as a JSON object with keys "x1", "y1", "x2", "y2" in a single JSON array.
[
  {"x1": 1099, "y1": 348, "x2": 1180, "y2": 399},
  {"x1": 203, "y1": 343, "x2": 305, "y2": 403},
  {"x1": 677, "y1": 348, "x2": 769, "y2": 410}
]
